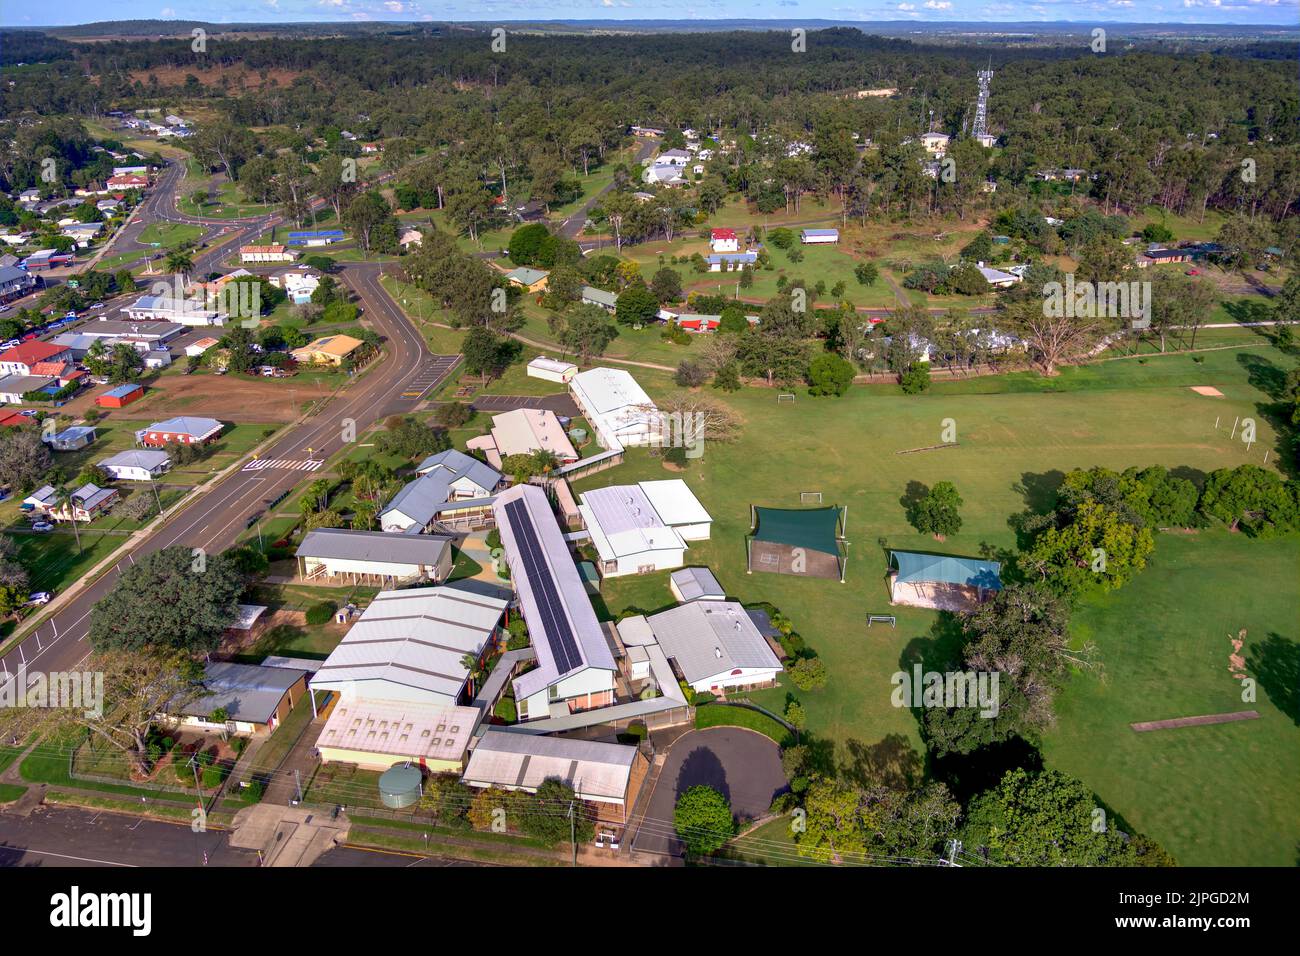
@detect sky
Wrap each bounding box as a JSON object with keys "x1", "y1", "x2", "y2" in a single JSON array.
[{"x1": 2, "y1": 0, "x2": 1298, "y2": 28}]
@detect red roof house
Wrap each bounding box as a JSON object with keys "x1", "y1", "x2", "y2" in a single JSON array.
[{"x1": 0, "y1": 342, "x2": 72, "y2": 376}]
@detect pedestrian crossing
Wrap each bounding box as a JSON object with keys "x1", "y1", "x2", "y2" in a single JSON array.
[{"x1": 242, "y1": 458, "x2": 325, "y2": 473}]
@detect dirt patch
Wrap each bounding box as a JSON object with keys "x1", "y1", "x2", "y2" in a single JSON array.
[
  {"x1": 1190, "y1": 386, "x2": 1225, "y2": 397},
  {"x1": 127, "y1": 373, "x2": 332, "y2": 423},
  {"x1": 122, "y1": 63, "x2": 304, "y2": 90}
]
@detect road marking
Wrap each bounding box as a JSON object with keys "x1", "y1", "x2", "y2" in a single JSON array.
[{"x1": 241, "y1": 458, "x2": 324, "y2": 472}]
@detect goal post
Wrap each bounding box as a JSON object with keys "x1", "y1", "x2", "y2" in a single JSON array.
[
  {"x1": 799, "y1": 491, "x2": 823, "y2": 504},
  {"x1": 777, "y1": 393, "x2": 795, "y2": 403}
]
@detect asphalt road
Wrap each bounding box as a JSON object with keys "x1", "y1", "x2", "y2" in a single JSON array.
[
  {"x1": 0, "y1": 804, "x2": 455, "y2": 868},
  {"x1": 0, "y1": 169, "x2": 457, "y2": 687}
]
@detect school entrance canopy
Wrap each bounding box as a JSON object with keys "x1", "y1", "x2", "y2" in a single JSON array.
[
  {"x1": 746, "y1": 505, "x2": 847, "y2": 581},
  {"x1": 888, "y1": 550, "x2": 1002, "y2": 611}
]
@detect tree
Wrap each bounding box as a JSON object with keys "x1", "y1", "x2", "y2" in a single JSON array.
[
  {"x1": 88, "y1": 546, "x2": 245, "y2": 655},
  {"x1": 673, "y1": 785, "x2": 735, "y2": 856},
  {"x1": 508, "y1": 223, "x2": 550, "y2": 265},
  {"x1": 962, "y1": 768, "x2": 1174, "y2": 867},
  {"x1": 33, "y1": 647, "x2": 205, "y2": 776},
  {"x1": 0, "y1": 537, "x2": 30, "y2": 618},
  {"x1": 0, "y1": 427, "x2": 52, "y2": 491},
  {"x1": 516, "y1": 778, "x2": 595, "y2": 847},
  {"x1": 1023, "y1": 500, "x2": 1155, "y2": 595},
  {"x1": 675, "y1": 359, "x2": 709, "y2": 388},
  {"x1": 854, "y1": 261, "x2": 879, "y2": 286},
  {"x1": 343, "y1": 191, "x2": 398, "y2": 253},
  {"x1": 998, "y1": 295, "x2": 1118, "y2": 376},
  {"x1": 164, "y1": 249, "x2": 194, "y2": 282},
  {"x1": 1199, "y1": 464, "x2": 1300, "y2": 534},
  {"x1": 615, "y1": 284, "x2": 659, "y2": 326},
  {"x1": 807, "y1": 352, "x2": 855, "y2": 397},
  {"x1": 909, "y1": 481, "x2": 963, "y2": 537},
  {"x1": 651, "y1": 267, "x2": 683, "y2": 304},
  {"x1": 461, "y1": 326, "x2": 505, "y2": 377},
  {"x1": 378, "y1": 416, "x2": 450, "y2": 460},
  {"x1": 788, "y1": 657, "x2": 828, "y2": 691},
  {"x1": 558, "y1": 304, "x2": 618, "y2": 364}
]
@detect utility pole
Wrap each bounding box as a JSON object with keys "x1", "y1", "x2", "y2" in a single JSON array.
[
  {"x1": 567, "y1": 800, "x2": 577, "y2": 867},
  {"x1": 943, "y1": 838, "x2": 964, "y2": 867}
]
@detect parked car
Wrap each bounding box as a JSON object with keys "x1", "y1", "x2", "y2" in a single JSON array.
[
  {"x1": 245, "y1": 511, "x2": 263, "y2": 529},
  {"x1": 30, "y1": 522, "x2": 54, "y2": 533},
  {"x1": 1186, "y1": 268, "x2": 1201, "y2": 276},
  {"x1": 26, "y1": 592, "x2": 51, "y2": 606}
]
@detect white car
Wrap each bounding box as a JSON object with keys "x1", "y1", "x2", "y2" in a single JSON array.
[
  {"x1": 30, "y1": 522, "x2": 54, "y2": 533},
  {"x1": 25, "y1": 591, "x2": 51, "y2": 606}
]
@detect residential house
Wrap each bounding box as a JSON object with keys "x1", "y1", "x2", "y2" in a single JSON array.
[
  {"x1": 290, "y1": 334, "x2": 365, "y2": 367},
  {"x1": 709, "y1": 228, "x2": 740, "y2": 253},
  {"x1": 504, "y1": 267, "x2": 549, "y2": 293},
  {"x1": 0, "y1": 375, "x2": 56, "y2": 404},
  {"x1": 296, "y1": 528, "x2": 454, "y2": 585},
  {"x1": 0, "y1": 264, "x2": 38, "y2": 303},
  {"x1": 706, "y1": 252, "x2": 758, "y2": 272},
  {"x1": 48, "y1": 483, "x2": 119, "y2": 522},
  {"x1": 99, "y1": 448, "x2": 171, "y2": 481},
  {"x1": 493, "y1": 484, "x2": 618, "y2": 720},
  {"x1": 43, "y1": 425, "x2": 96, "y2": 451},
  {"x1": 164, "y1": 662, "x2": 310, "y2": 736},
  {"x1": 0, "y1": 342, "x2": 72, "y2": 376},
  {"x1": 580, "y1": 285, "x2": 618, "y2": 312},
  {"x1": 135, "y1": 416, "x2": 224, "y2": 447},
  {"x1": 976, "y1": 263, "x2": 1021, "y2": 288}
]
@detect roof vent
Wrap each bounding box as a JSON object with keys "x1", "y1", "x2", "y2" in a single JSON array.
[{"x1": 714, "y1": 646, "x2": 723, "y2": 659}]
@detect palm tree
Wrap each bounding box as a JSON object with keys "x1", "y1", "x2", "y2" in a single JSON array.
[
  {"x1": 53, "y1": 486, "x2": 82, "y2": 555},
  {"x1": 165, "y1": 248, "x2": 195, "y2": 284},
  {"x1": 533, "y1": 450, "x2": 560, "y2": 475},
  {"x1": 460, "y1": 653, "x2": 485, "y2": 696}
]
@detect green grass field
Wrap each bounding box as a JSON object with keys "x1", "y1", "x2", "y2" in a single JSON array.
[
  {"x1": 137, "y1": 222, "x2": 203, "y2": 249},
  {"x1": 573, "y1": 330, "x2": 1298, "y2": 866}
]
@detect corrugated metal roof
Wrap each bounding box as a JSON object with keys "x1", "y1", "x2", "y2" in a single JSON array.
[
  {"x1": 296, "y1": 527, "x2": 452, "y2": 565},
  {"x1": 463, "y1": 729, "x2": 636, "y2": 802},
  {"x1": 646, "y1": 600, "x2": 782, "y2": 686}
]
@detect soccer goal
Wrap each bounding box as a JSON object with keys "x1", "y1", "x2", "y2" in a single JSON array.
[
  {"x1": 777, "y1": 393, "x2": 796, "y2": 404},
  {"x1": 800, "y1": 491, "x2": 823, "y2": 504}
]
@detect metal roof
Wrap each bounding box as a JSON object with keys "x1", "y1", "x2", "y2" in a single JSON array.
[
  {"x1": 99, "y1": 449, "x2": 171, "y2": 472},
  {"x1": 669, "y1": 567, "x2": 725, "y2": 602},
  {"x1": 646, "y1": 600, "x2": 783, "y2": 686},
  {"x1": 296, "y1": 527, "x2": 452, "y2": 565},
  {"x1": 493, "y1": 485, "x2": 615, "y2": 700},
  {"x1": 638, "y1": 479, "x2": 710, "y2": 527},
  {"x1": 141, "y1": 416, "x2": 223, "y2": 438},
  {"x1": 177, "y1": 662, "x2": 307, "y2": 724},
  {"x1": 311, "y1": 583, "x2": 509, "y2": 701},
  {"x1": 317, "y1": 697, "x2": 479, "y2": 763},
  {"x1": 463, "y1": 729, "x2": 637, "y2": 803},
  {"x1": 415, "y1": 448, "x2": 503, "y2": 493}
]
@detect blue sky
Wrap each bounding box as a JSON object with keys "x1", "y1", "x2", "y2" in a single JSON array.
[{"x1": 3, "y1": 0, "x2": 1298, "y2": 28}]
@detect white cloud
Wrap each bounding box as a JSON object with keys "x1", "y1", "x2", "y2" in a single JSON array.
[
  {"x1": 897, "y1": 2, "x2": 916, "y2": 8},
  {"x1": 924, "y1": 0, "x2": 953, "y2": 8}
]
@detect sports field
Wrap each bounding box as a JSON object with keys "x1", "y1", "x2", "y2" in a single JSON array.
[{"x1": 575, "y1": 331, "x2": 1299, "y2": 866}]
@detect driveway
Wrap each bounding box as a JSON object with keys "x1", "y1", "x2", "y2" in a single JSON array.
[{"x1": 631, "y1": 726, "x2": 787, "y2": 858}]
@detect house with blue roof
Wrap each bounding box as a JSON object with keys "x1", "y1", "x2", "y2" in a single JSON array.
[{"x1": 706, "y1": 252, "x2": 758, "y2": 272}]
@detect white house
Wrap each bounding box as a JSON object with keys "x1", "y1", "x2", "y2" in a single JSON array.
[
  {"x1": 710, "y1": 228, "x2": 739, "y2": 253},
  {"x1": 976, "y1": 263, "x2": 1021, "y2": 289},
  {"x1": 124, "y1": 295, "x2": 227, "y2": 327},
  {"x1": 641, "y1": 600, "x2": 783, "y2": 695},
  {"x1": 526, "y1": 356, "x2": 578, "y2": 383},
  {"x1": 239, "y1": 245, "x2": 296, "y2": 264},
  {"x1": 98, "y1": 449, "x2": 171, "y2": 481},
  {"x1": 655, "y1": 148, "x2": 690, "y2": 167}
]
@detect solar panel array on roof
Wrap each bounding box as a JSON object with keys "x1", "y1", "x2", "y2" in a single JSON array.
[{"x1": 505, "y1": 497, "x2": 582, "y2": 674}]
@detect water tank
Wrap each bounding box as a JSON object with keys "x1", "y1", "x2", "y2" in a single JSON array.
[
  {"x1": 568, "y1": 427, "x2": 588, "y2": 443},
  {"x1": 377, "y1": 765, "x2": 423, "y2": 809}
]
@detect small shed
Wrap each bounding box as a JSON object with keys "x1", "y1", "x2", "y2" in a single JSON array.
[
  {"x1": 527, "y1": 356, "x2": 578, "y2": 384},
  {"x1": 669, "y1": 567, "x2": 726, "y2": 603},
  {"x1": 97, "y1": 383, "x2": 144, "y2": 408}
]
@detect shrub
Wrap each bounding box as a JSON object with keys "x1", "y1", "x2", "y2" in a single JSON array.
[
  {"x1": 675, "y1": 359, "x2": 709, "y2": 388},
  {"x1": 305, "y1": 601, "x2": 337, "y2": 626},
  {"x1": 899, "y1": 364, "x2": 931, "y2": 394},
  {"x1": 788, "y1": 657, "x2": 828, "y2": 691}
]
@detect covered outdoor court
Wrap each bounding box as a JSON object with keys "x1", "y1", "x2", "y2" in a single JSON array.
[{"x1": 746, "y1": 504, "x2": 847, "y2": 582}]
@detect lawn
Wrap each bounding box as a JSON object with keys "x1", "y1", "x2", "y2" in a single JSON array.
[
  {"x1": 137, "y1": 222, "x2": 203, "y2": 249},
  {"x1": 572, "y1": 333, "x2": 1297, "y2": 866}
]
